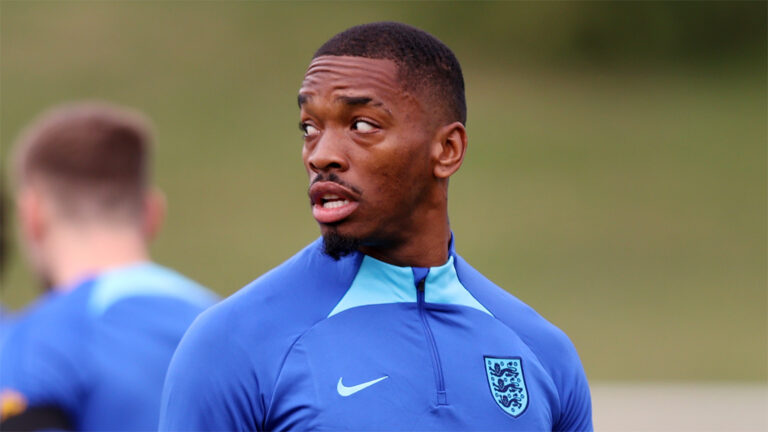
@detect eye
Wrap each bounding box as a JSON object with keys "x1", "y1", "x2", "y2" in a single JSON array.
[
  {"x1": 300, "y1": 122, "x2": 320, "y2": 137},
  {"x1": 352, "y1": 120, "x2": 377, "y2": 133}
]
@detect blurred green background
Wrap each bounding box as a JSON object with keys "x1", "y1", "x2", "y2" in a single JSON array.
[{"x1": 1, "y1": 1, "x2": 765, "y2": 382}]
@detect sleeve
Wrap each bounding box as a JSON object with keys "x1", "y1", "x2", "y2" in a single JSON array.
[
  {"x1": 552, "y1": 341, "x2": 593, "y2": 432},
  {"x1": 158, "y1": 307, "x2": 262, "y2": 432},
  {"x1": 0, "y1": 317, "x2": 85, "y2": 429}
]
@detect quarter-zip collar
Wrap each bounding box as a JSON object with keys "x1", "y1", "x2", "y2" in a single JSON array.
[{"x1": 327, "y1": 236, "x2": 491, "y2": 317}]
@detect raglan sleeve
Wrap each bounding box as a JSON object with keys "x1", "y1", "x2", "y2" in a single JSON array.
[
  {"x1": 552, "y1": 337, "x2": 593, "y2": 432},
  {"x1": 158, "y1": 306, "x2": 263, "y2": 432}
]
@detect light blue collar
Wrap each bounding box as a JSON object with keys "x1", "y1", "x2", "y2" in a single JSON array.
[
  {"x1": 327, "y1": 254, "x2": 491, "y2": 318},
  {"x1": 88, "y1": 262, "x2": 216, "y2": 316}
]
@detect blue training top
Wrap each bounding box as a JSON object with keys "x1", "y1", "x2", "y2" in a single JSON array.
[
  {"x1": 0, "y1": 262, "x2": 218, "y2": 431},
  {"x1": 160, "y1": 238, "x2": 592, "y2": 431}
]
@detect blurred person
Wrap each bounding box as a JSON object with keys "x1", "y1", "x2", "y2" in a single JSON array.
[
  {"x1": 160, "y1": 22, "x2": 591, "y2": 431},
  {"x1": 0, "y1": 187, "x2": 14, "y2": 328},
  {"x1": 0, "y1": 102, "x2": 218, "y2": 431}
]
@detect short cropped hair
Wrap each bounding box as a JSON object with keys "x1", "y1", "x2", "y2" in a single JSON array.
[
  {"x1": 12, "y1": 101, "x2": 153, "y2": 221},
  {"x1": 314, "y1": 22, "x2": 466, "y2": 125}
]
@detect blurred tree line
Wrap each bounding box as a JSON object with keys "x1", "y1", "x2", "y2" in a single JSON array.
[{"x1": 400, "y1": 1, "x2": 765, "y2": 70}]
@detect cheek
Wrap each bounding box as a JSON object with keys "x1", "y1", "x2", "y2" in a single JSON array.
[{"x1": 366, "y1": 146, "x2": 430, "y2": 202}]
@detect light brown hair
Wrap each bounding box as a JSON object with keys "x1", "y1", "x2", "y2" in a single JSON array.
[{"x1": 12, "y1": 101, "x2": 153, "y2": 222}]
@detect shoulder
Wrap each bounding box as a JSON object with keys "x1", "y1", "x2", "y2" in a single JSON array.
[
  {"x1": 160, "y1": 239, "x2": 361, "y2": 430},
  {"x1": 210, "y1": 238, "x2": 359, "y2": 332},
  {"x1": 0, "y1": 288, "x2": 92, "y2": 409},
  {"x1": 87, "y1": 262, "x2": 218, "y2": 316},
  {"x1": 2, "y1": 287, "x2": 89, "y2": 352},
  {"x1": 170, "y1": 238, "x2": 360, "y2": 378},
  {"x1": 453, "y1": 254, "x2": 584, "y2": 384}
]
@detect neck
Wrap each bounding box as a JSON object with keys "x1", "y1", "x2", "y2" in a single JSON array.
[
  {"x1": 44, "y1": 224, "x2": 150, "y2": 291},
  {"x1": 359, "y1": 204, "x2": 452, "y2": 268}
]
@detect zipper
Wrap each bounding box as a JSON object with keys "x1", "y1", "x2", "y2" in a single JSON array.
[{"x1": 416, "y1": 277, "x2": 448, "y2": 405}]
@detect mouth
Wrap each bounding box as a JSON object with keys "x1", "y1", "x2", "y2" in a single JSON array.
[{"x1": 309, "y1": 182, "x2": 360, "y2": 224}]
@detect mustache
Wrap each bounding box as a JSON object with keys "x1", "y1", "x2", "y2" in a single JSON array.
[{"x1": 310, "y1": 173, "x2": 363, "y2": 196}]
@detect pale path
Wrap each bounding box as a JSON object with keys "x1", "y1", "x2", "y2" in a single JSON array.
[{"x1": 592, "y1": 382, "x2": 768, "y2": 431}]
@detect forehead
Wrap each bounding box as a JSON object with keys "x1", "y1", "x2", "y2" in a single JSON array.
[{"x1": 299, "y1": 56, "x2": 407, "y2": 107}]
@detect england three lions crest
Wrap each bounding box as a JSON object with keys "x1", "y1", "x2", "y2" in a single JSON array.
[{"x1": 484, "y1": 356, "x2": 529, "y2": 417}]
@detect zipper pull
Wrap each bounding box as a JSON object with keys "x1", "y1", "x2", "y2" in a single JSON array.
[{"x1": 412, "y1": 267, "x2": 429, "y2": 292}]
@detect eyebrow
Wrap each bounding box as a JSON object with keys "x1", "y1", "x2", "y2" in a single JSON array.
[
  {"x1": 339, "y1": 96, "x2": 390, "y2": 116},
  {"x1": 337, "y1": 96, "x2": 374, "y2": 106},
  {"x1": 297, "y1": 94, "x2": 388, "y2": 112}
]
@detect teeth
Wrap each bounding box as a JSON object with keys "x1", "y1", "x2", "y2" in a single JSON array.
[
  {"x1": 322, "y1": 200, "x2": 349, "y2": 209},
  {"x1": 323, "y1": 194, "x2": 340, "y2": 200}
]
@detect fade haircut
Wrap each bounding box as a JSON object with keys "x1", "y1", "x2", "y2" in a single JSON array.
[
  {"x1": 12, "y1": 101, "x2": 153, "y2": 222},
  {"x1": 314, "y1": 22, "x2": 466, "y2": 125}
]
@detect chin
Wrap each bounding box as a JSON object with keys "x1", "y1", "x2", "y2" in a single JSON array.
[
  {"x1": 318, "y1": 219, "x2": 359, "y2": 238},
  {"x1": 320, "y1": 229, "x2": 362, "y2": 260}
]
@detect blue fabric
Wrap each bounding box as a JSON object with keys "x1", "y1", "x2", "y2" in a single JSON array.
[
  {"x1": 0, "y1": 263, "x2": 218, "y2": 431},
  {"x1": 88, "y1": 262, "x2": 216, "y2": 316},
  {"x1": 159, "y1": 238, "x2": 592, "y2": 431},
  {"x1": 0, "y1": 305, "x2": 17, "y2": 348}
]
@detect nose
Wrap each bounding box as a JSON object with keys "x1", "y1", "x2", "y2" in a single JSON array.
[{"x1": 306, "y1": 130, "x2": 348, "y2": 173}]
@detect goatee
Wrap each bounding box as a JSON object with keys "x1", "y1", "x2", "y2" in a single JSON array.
[{"x1": 322, "y1": 231, "x2": 361, "y2": 260}]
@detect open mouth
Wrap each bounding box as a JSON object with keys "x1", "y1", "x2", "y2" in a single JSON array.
[
  {"x1": 309, "y1": 182, "x2": 360, "y2": 224},
  {"x1": 319, "y1": 194, "x2": 349, "y2": 209}
]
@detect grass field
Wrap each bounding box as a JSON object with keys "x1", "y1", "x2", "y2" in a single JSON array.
[{"x1": 1, "y1": 2, "x2": 765, "y2": 383}]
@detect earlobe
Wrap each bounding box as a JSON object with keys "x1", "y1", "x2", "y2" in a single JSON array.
[
  {"x1": 143, "y1": 188, "x2": 166, "y2": 240},
  {"x1": 432, "y1": 122, "x2": 467, "y2": 179}
]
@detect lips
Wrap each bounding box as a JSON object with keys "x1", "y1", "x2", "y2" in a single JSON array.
[{"x1": 309, "y1": 181, "x2": 360, "y2": 224}]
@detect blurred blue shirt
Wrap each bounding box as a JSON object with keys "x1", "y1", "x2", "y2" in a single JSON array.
[{"x1": 0, "y1": 262, "x2": 218, "y2": 431}]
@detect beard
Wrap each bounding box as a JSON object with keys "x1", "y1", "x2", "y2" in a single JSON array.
[{"x1": 321, "y1": 230, "x2": 361, "y2": 261}]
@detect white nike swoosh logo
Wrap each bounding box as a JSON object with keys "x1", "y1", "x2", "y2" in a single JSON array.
[{"x1": 336, "y1": 376, "x2": 389, "y2": 397}]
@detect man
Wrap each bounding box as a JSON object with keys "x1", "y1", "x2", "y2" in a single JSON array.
[
  {"x1": 0, "y1": 102, "x2": 218, "y2": 431},
  {"x1": 160, "y1": 22, "x2": 592, "y2": 431},
  {"x1": 0, "y1": 187, "x2": 14, "y2": 331}
]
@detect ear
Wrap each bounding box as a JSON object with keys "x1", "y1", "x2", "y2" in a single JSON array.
[
  {"x1": 431, "y1": 122, "x2": 467, "y2": 179},
  {"x1": 17, "y1": 186, "x2": 47, "y2": 245},
  {"x1": 142, "y1": 188, "x2": 166, "y2": 241}
]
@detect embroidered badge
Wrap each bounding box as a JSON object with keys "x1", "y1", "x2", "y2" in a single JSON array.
[{"x1": 484, "y1": 356, "x2": 528, "y2": 417}]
